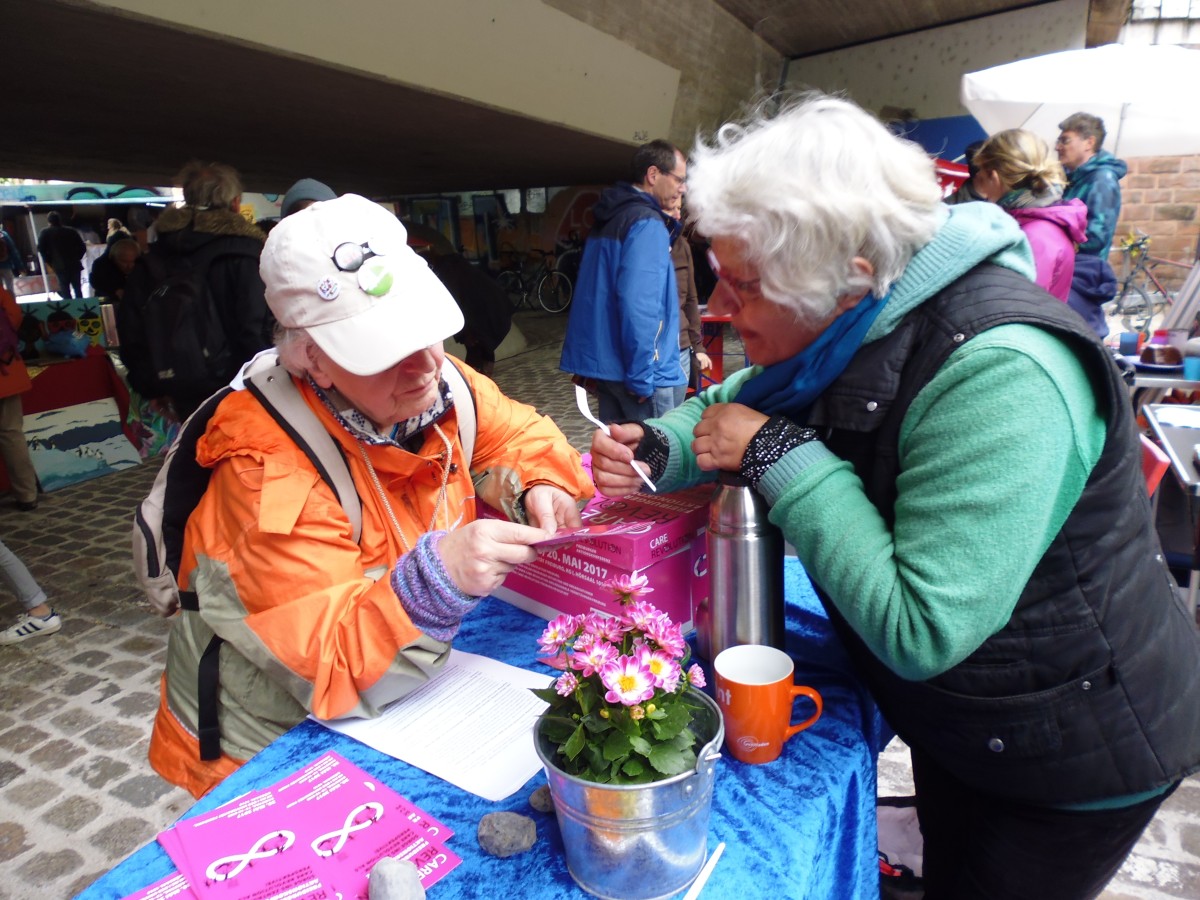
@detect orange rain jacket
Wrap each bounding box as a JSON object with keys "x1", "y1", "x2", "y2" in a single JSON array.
[{"x1": 149, "y1": 362, "x2": 593, "y2": 797}]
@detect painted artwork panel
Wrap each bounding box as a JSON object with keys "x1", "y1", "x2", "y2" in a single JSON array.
[{"x1": 24, "y1": 397, "x2": 142, "y2": 491}]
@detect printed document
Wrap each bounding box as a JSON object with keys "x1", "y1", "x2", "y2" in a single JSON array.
[{"x1": 316, "y1": 651, "x2": 552, "y2": 801}]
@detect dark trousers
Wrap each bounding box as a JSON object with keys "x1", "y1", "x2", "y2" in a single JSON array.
[
  {"x1": 53, "y1": 264, "x2": 83, "y2": 299},
  {"x1": 912, "y1": 746, "x2": 1173, "y2": 900}
]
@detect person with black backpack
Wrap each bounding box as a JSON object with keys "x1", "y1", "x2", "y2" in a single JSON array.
[{"x1": 118, "y1": 160, "x2": 273, "y2": 418}]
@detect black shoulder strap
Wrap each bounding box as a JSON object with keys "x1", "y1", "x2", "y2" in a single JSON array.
[{"x1": 196, "y1": 358, "x2": 361, "y2": 761}]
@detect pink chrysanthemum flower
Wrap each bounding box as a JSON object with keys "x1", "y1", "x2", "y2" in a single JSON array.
[
  {"x1": 581, "y1": 612, "x2": 625, "y2": 644},
  {"x1": 640, "y1": 647, "x2": 682, "y2": 692},
  {"x1": 555, "y1": 672, "x2": 579, "y2": 697},
  {"x1": 538, "y1": 614, "x2": 580, "y2": 655},
  {"x1": 643, "y1": 614, "x2": 686, "y2": 658},
  {"x1": 622, "y1": 600, "x2": 661, "y2": 634},
  {"x1": 607, "y1": 572, "x2": 654, "y2": 606},
  {"x1": 687, "y1": 664, "x2": 706, "y2": 689},
  {"x1": 600, "y1": 654, "x2": 656, "y2": 706},
  {"x1": 574, "y1": 640, "x2": 619, "y2": 677}
]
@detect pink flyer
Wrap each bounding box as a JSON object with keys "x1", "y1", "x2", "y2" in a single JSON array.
[{"x1": 158, "y1": 752, "x2": 459, "y2": 900}]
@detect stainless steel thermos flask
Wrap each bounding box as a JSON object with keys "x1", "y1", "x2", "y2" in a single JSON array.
[{"x1": 697, "y1": 470, "x2": 785, "y2": 661}]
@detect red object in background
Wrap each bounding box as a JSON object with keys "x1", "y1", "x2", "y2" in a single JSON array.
[
  {"x1": 0, "y1": 349, "x2": 133, "y2": 493},
  {"x1": 700, "y1": 312, "x2": 734, "y2": 384},
  {"x1": 934, "y1": 158, "x2": 970, "y2": 199}
]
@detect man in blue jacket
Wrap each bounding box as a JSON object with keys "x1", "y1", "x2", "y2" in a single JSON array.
[
  {"x1": 560, "y1": 140, "x2": 687, "y2": 422},
  {"x1": 1058, "y1": 112, "x2": 1127, "y2": 259},
  {"x1": 1058, "y1": 112, "x2": 1127, "y2": 339}
]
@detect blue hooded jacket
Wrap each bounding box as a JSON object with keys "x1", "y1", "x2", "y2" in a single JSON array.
[
  {"x1": 1063, "y1": 150, "x2": 1127, "y2": 258},
  {"x1": 559, "y1": 183, "x2": 684, "y2": 397}
]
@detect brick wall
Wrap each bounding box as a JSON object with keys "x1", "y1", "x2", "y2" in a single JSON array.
[{"x1": 1110, "y1": 154, "x2": 1200, "y2": 292}]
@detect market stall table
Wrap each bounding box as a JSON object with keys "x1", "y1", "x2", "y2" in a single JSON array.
[
  {"x1": 79, "y1": 558, "x2": 885, "y2": 900},
  {"x1": 0, "y1": 348, "x2": 133, "y2": 492}
]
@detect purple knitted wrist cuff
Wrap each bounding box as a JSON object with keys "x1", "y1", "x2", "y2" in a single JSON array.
[{"x1": 391, "y1": 531, "x2": 481, "y2": 642}]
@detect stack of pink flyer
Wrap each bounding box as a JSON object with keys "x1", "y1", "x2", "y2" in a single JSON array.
[{"x1": 123, "y1": 751, "x2": 461, "y2": 900}]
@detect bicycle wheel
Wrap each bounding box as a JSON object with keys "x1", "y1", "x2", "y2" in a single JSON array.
[
  {"x1": 1114, "y1": 283, "x2": 1153, "y2": 335},
  {"x1": 537, "y1": 271, "x2": 572, "y2": 313},
  {"x1": 498, "y1": 270, "x2": 524, "y2": 310}
]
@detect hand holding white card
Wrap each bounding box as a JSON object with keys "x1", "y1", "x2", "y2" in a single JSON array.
[{"x1": 574, "y1": 383, "x2": 657, "y2": 492}]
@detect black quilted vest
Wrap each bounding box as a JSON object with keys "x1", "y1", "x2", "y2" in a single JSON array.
[{"x1": 808, "y1": 264, "x2": 1200, "y2": 804}]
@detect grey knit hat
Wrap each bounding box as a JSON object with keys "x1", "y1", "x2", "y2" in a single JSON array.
[{"x1": 280, "y1": 178, "x2": 336, "y2": 218}]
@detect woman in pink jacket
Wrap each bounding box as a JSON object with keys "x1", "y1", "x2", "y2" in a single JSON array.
[{"x1": 972, "y1": 129, "x2": 1088, "y2": 301}]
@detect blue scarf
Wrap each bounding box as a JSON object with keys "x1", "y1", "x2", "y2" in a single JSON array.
[{"x1": 733, "y1": 291, "x2": 888, "y2": 418}]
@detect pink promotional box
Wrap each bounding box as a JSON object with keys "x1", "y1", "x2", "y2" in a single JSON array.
[{"x1": 491, "y1": 469, "x2": 713, "y2": 632}]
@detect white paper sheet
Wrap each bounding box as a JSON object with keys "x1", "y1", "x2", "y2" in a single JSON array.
[{"x1": 314, "y1": 651, "x2": 553, "y2": 802}]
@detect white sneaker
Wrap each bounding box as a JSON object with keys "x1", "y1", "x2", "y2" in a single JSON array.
[{"x1": 0, "y1": 610, "x2": 62, "y2": 645}]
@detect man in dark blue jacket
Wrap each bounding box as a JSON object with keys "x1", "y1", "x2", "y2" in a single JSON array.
[
  {"x1": 560, "y1": 140, "x2": 687, "y2": 422},
  {"x1": 1059, "y1": 112, "x2": 1127, "y2": 339}
]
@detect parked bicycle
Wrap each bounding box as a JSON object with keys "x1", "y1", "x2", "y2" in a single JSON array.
[
  {"x1": 498, "y1": 248, "x2": 572, "y2": 313},
  {"x1": 1107, "y1": 229, "x2": 1190, "y2": 335}
]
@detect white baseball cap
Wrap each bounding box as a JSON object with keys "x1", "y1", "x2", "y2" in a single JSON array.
[{"x1": 260, "y1": 193, "x2": 464, "y2": 376}]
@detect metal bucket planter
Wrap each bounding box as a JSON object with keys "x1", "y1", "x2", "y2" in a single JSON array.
[{"x1": 534, "y1": 689, "x2": 724, "y2": 900}]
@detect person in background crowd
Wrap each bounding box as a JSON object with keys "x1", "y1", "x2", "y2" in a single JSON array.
[
  {"x1": 0, "y1": 539, "x2": 61, "y2": 644},
  {"x1": 944, "y1": 139, "x2": 986, "y2": 205},
  {"x1": 1058, "y1": 112, "x2": 1126, "y2": 260},
  {"x1": 118, "y1": 160, "x2": 272, "y2": 418},
  {"x1": 106, "y1": 218, "x2": 134, "y2": 247},
  {"x1": 36, "y1": 211, "x2": 86, "y2": 300},
  {"x1": 588, "y1": 94, "x2": 1200, "y2": 900},
  {"x1": 89, "y1": 238, "x2": 141, "y2": 302},
  {"x1": 280, "y1": 177, "x2": 337, "y2": 218},
  {"x1": 427, "y1": 249, "x2": 513, "y2": 377},
  {"x1": 1059, "y1": 112, "x2": 1127, "y2": 339},
  {"x1": 0, "y1": 285, "x2": 39, "y2": 512},
  {"x1": 560, "y1": 140, "x2": 687, "y2": 422},
  {"x1": 972, "y1": 129, "x2": 1087, "y2": 301},
  {"x1": 665, "y1": 196, "x2": 711, "y2": 405},
  {"x1": 149, "y1": 194, "x2": 593, "y2": 798},
  {"x1": 0, "y1": 224, "x2": 25, "y2": 295}
]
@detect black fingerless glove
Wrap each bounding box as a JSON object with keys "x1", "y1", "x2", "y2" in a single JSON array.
[
  {"x1": 739, "y1": 417, "x2": 820, "y2": 489},
  {"x1": 632, "y1": 425, "x2": 671, "y2": 483}
]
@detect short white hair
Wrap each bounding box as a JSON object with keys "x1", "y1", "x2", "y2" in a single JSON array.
[
  {"x1": 274, "y1": 325, "x2": 317, "y2": 377},
  {"x1": 687, "y1": 93, "x2": 943, "y2": 320}
]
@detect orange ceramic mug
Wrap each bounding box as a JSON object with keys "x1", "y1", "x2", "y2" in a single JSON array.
[{"x1": 713, "y1": 644, "x2": 823, "y2": 764}]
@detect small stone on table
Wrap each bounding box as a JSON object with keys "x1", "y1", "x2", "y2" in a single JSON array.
[
  {"x1": 478, "y1": 811, "x2": 537, "y2": 857},
  {"x1": 368, "y1": 856, "x2": 426, "y2": 900}
]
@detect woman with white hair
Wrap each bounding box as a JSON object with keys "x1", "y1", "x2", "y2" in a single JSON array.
[
  {"x1": 589, "y1": 95, "x2": 1200, "y2": 900},
  {"x1": 150, "y1": 194, "x2": 593, "y2": 798}
]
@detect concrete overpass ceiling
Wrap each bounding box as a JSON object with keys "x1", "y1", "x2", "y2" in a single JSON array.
[
  {"x1": 714, "y1": 0, "x2": 1106, "y2": 57},
  {"x1": 11, "y1": 0, "x2": 1128, "y2": 195},
  {"x1": 7, "y1": 0, "x2": 638, "y2": 196}
]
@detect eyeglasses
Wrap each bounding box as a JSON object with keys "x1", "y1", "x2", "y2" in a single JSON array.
[
  {"x1": 658, "y1": 168, "x2": 687, "y2": 187},
  {"x1": 1054, "y1": 134, "x2": 1075, "y2": 147},
  {"x1": 707, "y1": 248, "x2": 761, "y2": 309},
  {"x1": 331, "y1": 237, "x2": 393, "y2": 272},
  {"x1": 707, "y1": 248, "x2": 761, "y2": 293}
]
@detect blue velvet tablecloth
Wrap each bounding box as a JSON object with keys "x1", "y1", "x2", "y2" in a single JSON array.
[{"x1": 79, "y1": 559, "x2": 884, "y2": 900}]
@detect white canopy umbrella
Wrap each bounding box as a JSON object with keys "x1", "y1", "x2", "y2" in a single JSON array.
[{"x1": 960, "y1": 43, "x2": 1200, "y2": 158}]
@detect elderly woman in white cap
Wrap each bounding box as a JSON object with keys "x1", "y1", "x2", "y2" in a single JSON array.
[
  {"x1": 589, "y1": 95, "x2": 1200, "y2": 900},
  {"x1": 150, "y1": 194, "x2": 593, "y2": 798}
]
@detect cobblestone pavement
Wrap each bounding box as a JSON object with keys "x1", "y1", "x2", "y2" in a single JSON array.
[{"x1": 0, "y1": 309, "x2": 1198, "y2": 898}]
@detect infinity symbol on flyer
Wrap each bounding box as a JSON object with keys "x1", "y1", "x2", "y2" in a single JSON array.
[
  {"x1": 311, "y1": 802, "x2": 385, "y2": 857},
  {"x1": 206, "y1": 830, "x2": 296, "y2": 881}
]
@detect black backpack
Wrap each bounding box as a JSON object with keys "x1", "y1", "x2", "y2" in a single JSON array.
[{"x1": 118, "y1": 235, "x2": 259, "y2": 400}]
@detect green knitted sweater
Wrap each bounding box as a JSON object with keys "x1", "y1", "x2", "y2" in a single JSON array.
[{"x1": 648, "y1": 202, "x2": 1107, "y2": 680}]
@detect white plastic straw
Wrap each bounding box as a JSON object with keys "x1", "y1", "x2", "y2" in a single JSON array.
[{"x1": 574, "y1": 383, "x2": 657, "y2": 492}]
